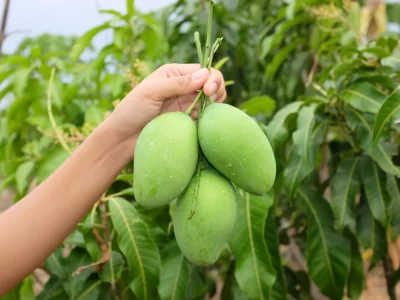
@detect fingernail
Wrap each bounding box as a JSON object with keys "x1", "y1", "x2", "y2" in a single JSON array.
[
  {"x1": 211, "y1": 93, "x2": 217, "y2": 101},
  {"x1": 192, "y1": 68, "x2": 208, "y2": 81},
  {"x1": 208, "y1": 82, "x2": 218, "y2": 95}
]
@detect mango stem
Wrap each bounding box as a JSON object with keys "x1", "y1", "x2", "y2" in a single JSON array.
[{"x1": 185, "y1": 90, "x2": 204, "y2": 116}]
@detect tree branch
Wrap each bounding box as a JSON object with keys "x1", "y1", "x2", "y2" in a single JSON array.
[{"x1": 0, "y1": 0, "x2": 11, "y2": 59}]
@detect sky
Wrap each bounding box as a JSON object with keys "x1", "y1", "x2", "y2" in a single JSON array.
[{"x1": 2, "y1": 0, "x2": 175, "y2": 53}]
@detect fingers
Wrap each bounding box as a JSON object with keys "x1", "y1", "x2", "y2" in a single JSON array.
[
  {"x1": 151, "y1": 68, "x2": 210, "y2": 99},
  {"x1": 203, "y1": 69, "x2": 226, "y2": 102}
]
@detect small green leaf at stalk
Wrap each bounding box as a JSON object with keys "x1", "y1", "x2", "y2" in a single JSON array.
[
  {"x1": 15, "y1": 160, "x2": 35, "y2": 194},
  {"x1": 230, "y1": 189, "x2": 276, "y2": 299},
  {"x1": 267, "y1": 101, "x2": 303, "y2": 149},
  {"x1": 108, "y1": 197, "x2": 161, "y2": 300},
  {"x1": 360, "y1": 155, "x2": 391, "y2": 227},
  {"x1": 298, "y1": 186, "x2": 351, "y2": 300},
  {"x1": 69, "y1": 22, "x2": 110, "y2": 60},
  {"x1": 239, "y1": 95, "x2": 276, "y2": 117},
  {"x1": 373, "y1": 86, "x2": 400, "y2": 144},
  {"x1": 341, "y1": 82, "x2": 386, "y2": 114},
  {"x1": 357, "y1": 195, "x2": 387, "y2": 270},
  {"x1": 213, "y1": 56, "x2": 229, "y2": 70},
  {"x1": 158, "y1": 240, "x2": 190, "y2": 300},
  {"x1": 331, "y1": 156, "x2": 361, "y2": 233}
]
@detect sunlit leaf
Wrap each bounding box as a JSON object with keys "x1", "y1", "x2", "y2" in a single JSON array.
[
  {"x1": 381, "y1": 55, "x2": 400, "y2": 71},
  {"x1": 230, "y1": 189, "x2": 276, "y2": 299},
  {"x1": 298, "y1": 186, "x2": 351, "y2": 300},
  {"x1": 357, "y1": 195, "x2": 387, "y2": 269},
  {"x1": 331, "y1": 156, "x2": 361, "y2": 232},
  {"x1": 158, "y1": 240, "x2": 190, "y2": 300},
  {"x1": 239, "y1": 95, "x2": 276, "y2": 116},
  {"x1": 108, "y1": 197, "x2": 161, "y2": 300},
  {"x1": 360, "y1": 156, "x2": 391, "y2": 227},
  {"x1": 13, "y1": 67, "x2": 33, "y2": 97},
  {"x1": 372, "y1": 86, "x2": 400, "y2": 144},
  {"x1": 341, "y1": 82, "x2": 386, "y2": 114},
  {"x1": 19, "y1": 275, "x2": 34, "y2": 300}
]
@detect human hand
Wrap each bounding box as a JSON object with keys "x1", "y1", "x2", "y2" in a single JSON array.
[{"x1": 103, "y1": 63, "x2": 226, "y2": 152}]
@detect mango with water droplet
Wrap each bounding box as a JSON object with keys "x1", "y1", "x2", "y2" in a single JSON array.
[
  {"x1": 198, "y1": 103, "x2": 276, "y2": 195},
  {"x1": 133, "y1": 112, "x2": 198, "y2": 208},
  {"x1": 173, "y1": 169, "x2": 237, "y2": 266}
]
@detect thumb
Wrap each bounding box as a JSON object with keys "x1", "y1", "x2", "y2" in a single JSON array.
[{"x1": 154, "y1": 68, "x2": 209, "y2": 98}]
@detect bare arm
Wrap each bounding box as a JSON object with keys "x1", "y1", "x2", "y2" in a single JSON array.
[{"x1": 0, "y1": 123, "x2": 134, "y2": 294}]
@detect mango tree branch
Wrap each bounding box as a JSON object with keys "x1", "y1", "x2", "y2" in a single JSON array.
[{"x1": 0, "y1": 0, "x2": 11, "y2": 59}]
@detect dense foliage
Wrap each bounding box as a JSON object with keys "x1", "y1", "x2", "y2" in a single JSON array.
[{"x1": 1, "y1": 0, "x2": 400, "y2": 299}]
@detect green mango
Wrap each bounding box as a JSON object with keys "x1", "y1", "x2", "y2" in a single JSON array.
[
  {"x1": 198, "y1": 103, "x2": 276, "y2": 195},
  {"x1": 133, "y1": 112, "x2": 198, "y2": 208},
  {"x1": 173, "y1": 169, "x2": 237, "y2": 266}
]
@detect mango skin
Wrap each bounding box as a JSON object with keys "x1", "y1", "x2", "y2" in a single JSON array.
[
  {"x1": 198, "y1": 103, "x2": 276, "y2": 196},
  {"x1": 133, "y1": 112, "x2": 198, "y2": 209},
  {"x1": 173, "y1": 169, "x2": 237, "y2": 266}
]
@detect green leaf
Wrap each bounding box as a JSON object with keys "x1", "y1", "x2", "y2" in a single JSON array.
[
  {"x1": 284, "y1": 120, "x2": 327, "y2": 199},
  {"x1": 84, "y1": 106, "x2": 104, "y2": 126},
  {"x1": 360, "y1": 156, "x2": 391, "y2": 227},
  {"x1": 36, "y1": 277, "x2": 64, "y2": 300},
  {"x1": 387, "y1": 175, "x2": 400, "y2": 236},
  {"x1": 75, "y1": 280, "x2": 101, "y2": 300},
  {"x1": 298, "y1": 186, "x2": 351, "y2": 300},
  {"x1": 69, "y1": 22, "x2": 110, "y2": 60},
  {"x1": 283, "y1": 151, "x2": 308, "y2": 199},
  {"x1": 45, "y1": 249, "x2": 67, "y2": 279},
  {"x1": 37, "y1": 146, "x2": 70, "y2": 183},
  {"x1": 381, "y1": 55, "x2": 400, "y2": 71},
  {"x1": 265, "y1": 207, "x2": 287, "y2": 300},
  {"x1": 13, "y1": 67, "x2": 32, "y2": 97},
  {"x1": 15, "y1": 161, "x2": 35, "y2": 194},
  {"x1": 346, "y1": 109, "x2": 400, "y2": 176},
  {"x1": 266, "y1": 37, "x2": 307, "y2": 79},
  {"x1": 341, "y1": 82, "x2": 386, "y2": 114},
  {"x1": 267, "y1": 101, "x2": 303, "y2": 149},
  {"x1": 19, "y1": 275, "x2": 34, "y2": 300},
  {"x1": 100, "y1": 251, "x2": 125, "y2": 283},
  {"x1": 292, "y1": 103, "x2": 318, "y2": 168},
  {"x1": 239, "y1": 95, "x2": 276, "y2": 116},
  {"x1": 158, "y1": 240, "x2": 190, "y2": 300},
  {"x1": 357, "y1": 195, "x2": 387, "y2": 269},
  {"x1": 373, "y1": 86, "x2": 400, "y2": 144},
  {"x1": 63, "y1": 248, "x2": 94, "y2": 299},
  {"x1": 108, "y1": 197, "x2": 161, "y2": 300},
  {"x1": 230, "y1": 190, "x2": 277, "y2": 299},
  {"x1": 347, "y1": 233, "x2": 364, "y2": 300},
  {"x1": 349, "y1": 2, "x2": 360, "y2": 34},
  {"x1": 331, "y1": 157, "x2": 361, "y2": 232}
]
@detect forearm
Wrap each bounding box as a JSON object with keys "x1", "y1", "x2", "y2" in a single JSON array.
[{"x1": 0, "y1": 122, "x2": 134, "y2": 294}]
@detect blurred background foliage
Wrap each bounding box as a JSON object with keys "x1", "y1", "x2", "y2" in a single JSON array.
[{"x1": 1, "y1": 0, "x2": 400, "y2": 299}]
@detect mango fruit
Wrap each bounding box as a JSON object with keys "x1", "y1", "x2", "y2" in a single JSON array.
[
  {"x1": 173, "y1": 169, "x2": 237, "y2": 266},
  {"x1": 198, "y1": 103, "x2": 276, "y2": 195},
  {"x1": 133, "y1": 112, "x2": 198, "y2": 209}
]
